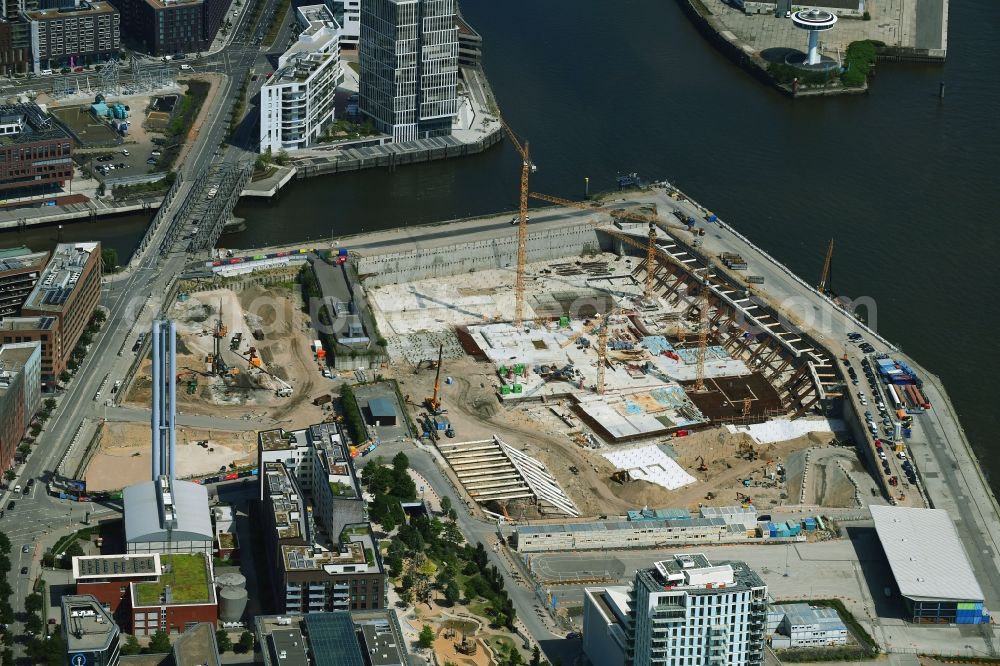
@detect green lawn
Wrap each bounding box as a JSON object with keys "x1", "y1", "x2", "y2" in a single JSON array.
[{"x1": 135, "y1": 554, "x2": 211, "y2": 606}]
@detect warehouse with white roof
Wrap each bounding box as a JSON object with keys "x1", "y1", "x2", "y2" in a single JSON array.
[{"x1": 870, "y1": 504, "x2": 990, "y2": 624}]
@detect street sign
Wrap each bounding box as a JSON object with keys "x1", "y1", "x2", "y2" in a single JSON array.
[{"x1": 71, "y1": 654, "x2": 87, "y2": 666}]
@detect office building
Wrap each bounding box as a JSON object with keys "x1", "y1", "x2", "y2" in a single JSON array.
[
  {"x1": 109, "y1": 0, "x2": 224, "y2": 55},
  {"x1": 766, "y1": 603, "x2": 848, "y2": 648},
  {"x1": 258, "y1": 4, "x2": 343, "y2": 154},
  {"x1": 72, "y1": 553, "x2": 219, "y2": 637},
  {"x1": 871, "y1": 504, "x2": 990, "y2": 624},
  {"x1": 73, "y1": 553, "x2": 162, "y2": 616},
  {"x1": 258, "y1": 422, "x2": 366, "y2": 539},
  {"x1": 255, "y1": 610, "x2": 407, "y2": 666},
  {"x1": 0, "y1": 247, "x2": 49, "y2": 318},
  {"x1": 455, "y1": 8, "x2": 479, "y2": 66},
  {"x1": 359, "y1": 0, "x2": 458, "y2": 142},
  {"x1": 583, "y1": 553, "x2": 768, "y2": 666},
  {"x1": 261, "y1": 461, "x2": 384, "y2": 614},
  {"x1": 0, "y1": 18, "x2": 31, "y2": 75},
  {"x1": 15, "y1": 241, "x2": 101, "y2": 386},
  {"x1": 326, "y1": 0, "x2": 357, "y2": 47},
  {"x1": 0, "y1": 103, "x2": 74, "y2": 195},
  {"x1": 23, "y1": 0, "x2": 120, "y2": 73},
  {"x1": 123, "y1": 321, "x2": 214, "y2": 554},
  {"x1": 62, "y1": 594, "x2": 122, "y2": 666},
  {"x1": 0, "y1": 340, "x2": 40, "y2": 471},
  {"x1": 0, "y1": 315, "x2": 58, "y2": 389}
]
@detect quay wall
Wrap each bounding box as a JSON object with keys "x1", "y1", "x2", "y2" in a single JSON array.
[
  {"x1": 356, "y1": 223, "x2": 605, "y2": 287},
  {"x1": 293, "y1": 130, "x2": 503, "y2": 180}
]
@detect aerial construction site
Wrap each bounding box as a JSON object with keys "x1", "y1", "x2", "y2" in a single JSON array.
[{"x1": 347, "y1": 123, "x2": 876, "y2": 523}]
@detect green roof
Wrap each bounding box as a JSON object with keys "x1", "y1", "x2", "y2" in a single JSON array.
[{"x1": 135, "y1": 554, "x2": 212, "y2": 606}]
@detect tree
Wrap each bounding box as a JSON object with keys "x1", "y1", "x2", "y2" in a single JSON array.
[
  {"x1": 448, "y1": 507, "x2": 458, "y2": 522},
  {"x1": 0, "y1": 531, "x2": 10, "y2": 554},
  {"x1": 148, "y1": 630, "x2": 171, "y2": 653},
  {"x1": 418, "y1": 624, "x2": 435, "y2": 649},
  {"x1": 42, "y1": 551, "x2": 56, "y2": 568},
  {"x1": 2, "y1": 470, "x2": 14, "y2": 482},
  {"x1": 530, "y1": 645, "x2": 541, "y2": 666},
  {"x1": 0, "y1": 603, "x2": 13, "y2": 626},
  {"x1": 444, "y1": 579, "x2": 460, "y2": 605},
  {"x1": 59, "y1": 370, "x2": 72, "y2": 384},
  {"x1": 275, "y1": 149, "x2": 289, "y2": 166},
  {"x1": 216, "y1": 629, "x2": 233, "y2": 653},
  {"x1": 0, "y1": 630, "x2": 12, "y2": 646},
  {"x1": 440, "y1": 495, "x2": 452, "y2": 514},
  {"x1": 121, "y1": 634, "x2": 141, "y2": 655},
  {"x1": 24, "y1": 612, "x2": 43, "y2": 634},
  {"x1": 92, "y1": 308, "x2": 107, "y2": 324},
  {"x1": 25, "y1": 593, "x2": 43, "y2": 613},
  {"x1": 101, "y1": 248, "x2": 119, "y2": 273},
  {"x1": 18, "y1": 444, "x2": 31, "y2": 458},
  {"x1": 238, "y1": 630, "x2": 255, "y2": 653},
  {"x1": 392, "y1": 451, "x2": 409, "y2": 475},
  {"x1": 44, "y1": 398, "x2": 57, "y2": 410},
  {"x1": 66, "y1": 358, "x2": 79, "y2": 372},
  {"x1": 1, "y1": 648, "x2": 12, "y2": 665}
]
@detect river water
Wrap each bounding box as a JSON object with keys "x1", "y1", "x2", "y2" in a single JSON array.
[{"x1": 4, "y1": 1, "x2": 998, "y2": 476}]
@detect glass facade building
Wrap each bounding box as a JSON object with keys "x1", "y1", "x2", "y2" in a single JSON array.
[{"x1": 359, "y1": 0, "x2": 457, "y2": 142}]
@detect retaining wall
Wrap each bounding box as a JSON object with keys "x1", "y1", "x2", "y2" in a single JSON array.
[{"x1": 356, "y1": 223, "x2": 606, "y2": 287}]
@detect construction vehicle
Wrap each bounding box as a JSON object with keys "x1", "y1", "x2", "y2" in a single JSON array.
[
  {"x1": 704, "y1": 491, "x2": 715, "y2": 500},
  {"x1": 736, "y1": 492, "x2": 752, "y2": 505},
  {"x1": 738, "y1": 440, "x2": 757, "y2": 461},
  {"x1": 500, "y1": 118, "x2": 536, "y2": 328},
  {"x1": 210, "y1": 299, "x2": 227, "y2": 376},
  {"x1": 424, "y1": 344, "x2": 444, "y2": 414},
  {"x1": 696, "y1": 456, "x2": 708, "y2": 472},
  {"x1": 741, "y1": 478, "x2": 752, "y2": 487}
]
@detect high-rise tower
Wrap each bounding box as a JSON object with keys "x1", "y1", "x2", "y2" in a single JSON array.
[{"x1": 359, "y1": 0, "x2": 459, "y2": 142}]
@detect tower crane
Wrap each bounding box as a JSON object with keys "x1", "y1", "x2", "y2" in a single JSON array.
[
  {"x1": 500, "y1": 119, "x2": 536, "y2": 329},
  {"x1": 596, "y1": 314, "x2": 610, "y2": 395},
  {"x1": 694, "y1": 286, "x2": 710, "y2": 393},
  {"x1": 818, "y1": 239, "x2": 834, "y2": 293}
]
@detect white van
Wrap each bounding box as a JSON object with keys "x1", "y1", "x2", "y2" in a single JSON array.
[
  {"x1": 180, "y1": 64, "x2": 192, "y2": 71},
  {"x1": 13, "y1": 485, "x2": 21, "y2": 494}
]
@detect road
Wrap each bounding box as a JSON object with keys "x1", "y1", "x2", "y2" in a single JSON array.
[{"x1": 0, "y1": 0, "x2": 283, "y2": 651}]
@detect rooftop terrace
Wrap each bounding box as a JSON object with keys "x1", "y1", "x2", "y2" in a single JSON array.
[{"x1": 133, "y1": 553, "x2": 213, "y2": 606}]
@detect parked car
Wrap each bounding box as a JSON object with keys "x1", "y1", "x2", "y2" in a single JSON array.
[
  {"x1": 147, "y1": 158, "x2": 158, "y2": 165},
  {"x1": 20, "y1": 567, "x2": 27, "y2": 575}
]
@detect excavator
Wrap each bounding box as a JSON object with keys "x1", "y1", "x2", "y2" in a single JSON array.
[
  {"x1": 695, "y1": 456, "x2": 708, "y2": 472},
  {"x1": 424, "y1": 344, "x2": 444, "y2": 414}
]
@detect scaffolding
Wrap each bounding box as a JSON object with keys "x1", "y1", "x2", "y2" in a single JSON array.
[{"x1": 98, "y1": 58, "x2": 122, "y2": 97}]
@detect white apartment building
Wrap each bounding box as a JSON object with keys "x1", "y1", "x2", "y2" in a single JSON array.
[
  {"x1": 326, "y1": 0, "x2": 359, "y2": 47},
  {"x1": 584, "y1": 553, "x2": 768, "y2": 666},
  {"x1": 259, "y1": 4, "x2": 344, "y2": 154},
  {"x1": 359, "y1": 0, "x2": 458, "y2": 142}
]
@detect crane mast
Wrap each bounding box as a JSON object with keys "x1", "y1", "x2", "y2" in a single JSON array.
[
  {"x1": 818, "y1": 239, "x2": 834, "y2": 293},
  {"x1": 501, "y1": 119, "x2": 534, "y2": 329}
]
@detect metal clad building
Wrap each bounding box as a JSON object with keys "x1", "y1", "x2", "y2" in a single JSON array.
[{"x1": 871, "y1": 504, "x2": 989, "y2": 624}]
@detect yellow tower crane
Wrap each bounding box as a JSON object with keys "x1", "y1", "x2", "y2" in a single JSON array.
[
  {"x1": 500, "y1": 119, "x2": 536, "y2": 329},
  {"x1": 597, "y1": 316, "x2": 610, "y2": 395},
  {"x1": 694, "y1": 286, "x2": 710, "y2": 392},
  {"x1": 818, "y1": 239, "x2": 834, "y2": 293}
]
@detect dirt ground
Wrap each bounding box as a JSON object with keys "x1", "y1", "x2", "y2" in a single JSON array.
[
  {"x1": 390, "y1": 354, "x2": 842, "y2": 517},
  {"x1": 85, "y1": 421, "x2": 257, "y2": 491},
  {"x1": 123, "y1": 283, "x2": 332, "y2": 424}
]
